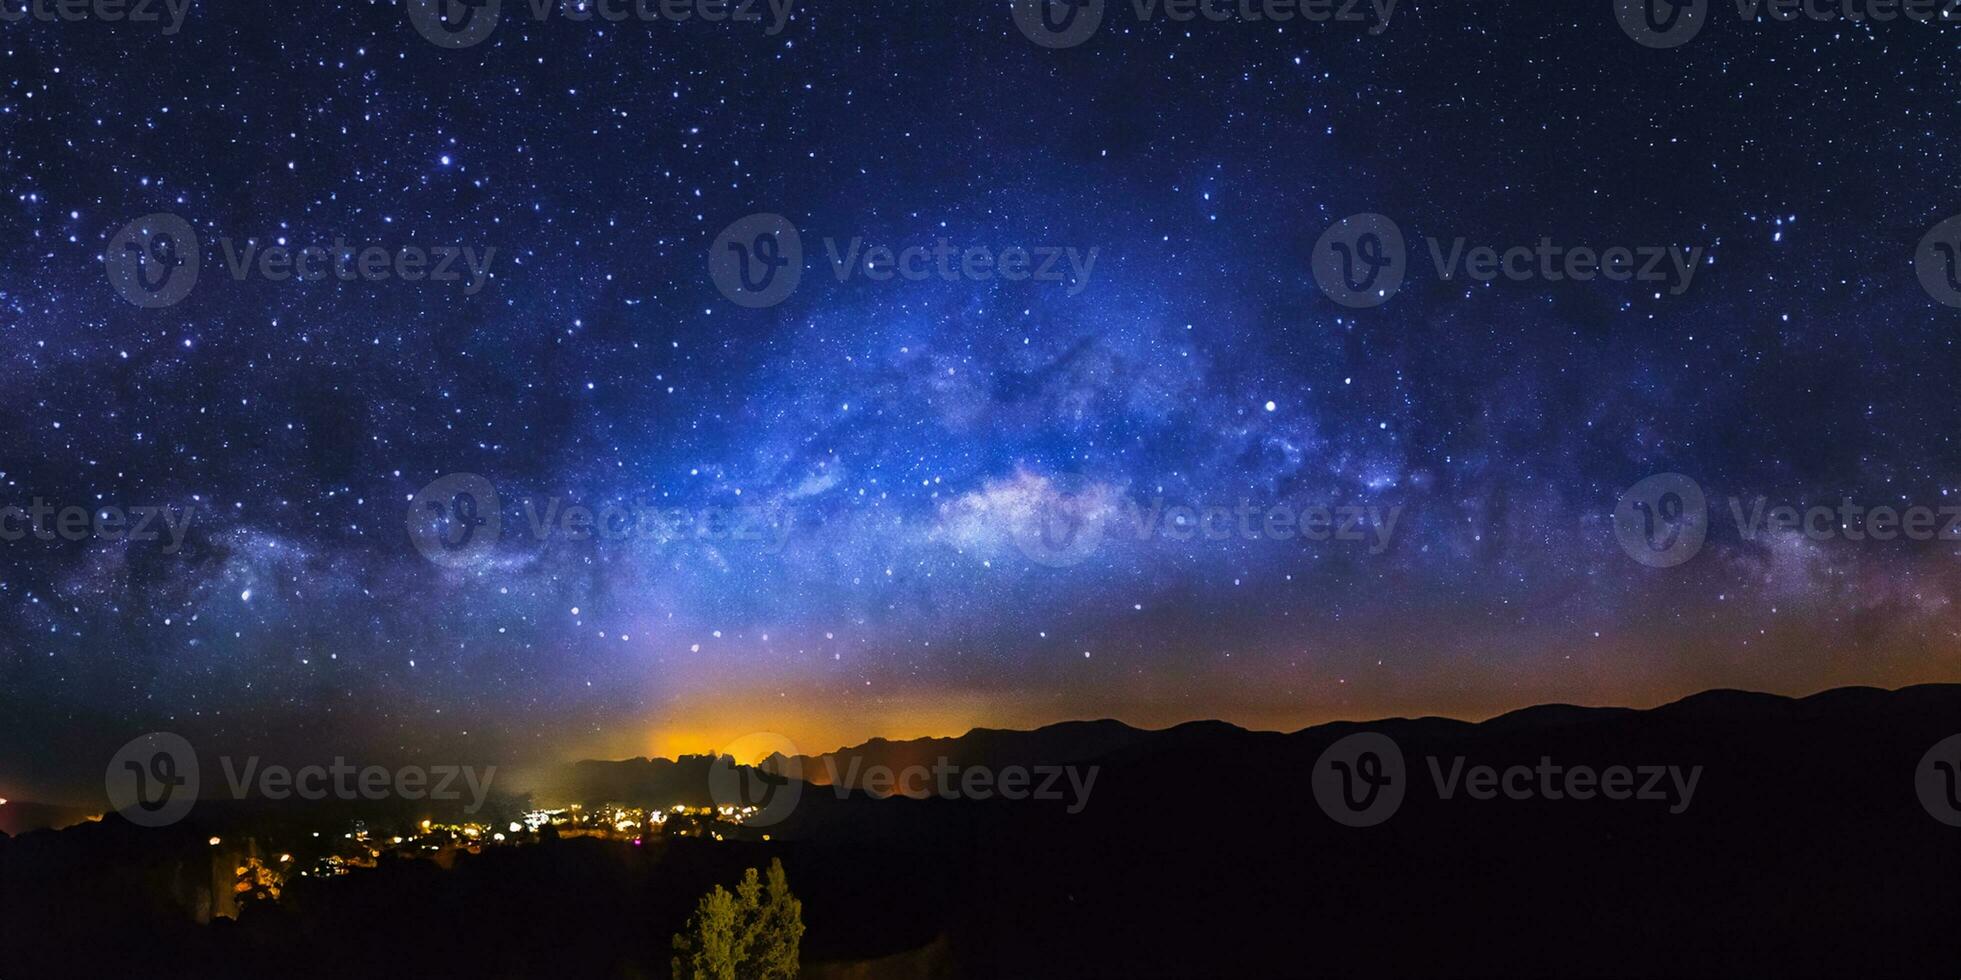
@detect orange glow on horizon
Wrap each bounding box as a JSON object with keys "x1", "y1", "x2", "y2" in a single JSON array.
[
  {"x1": 549, "y1": 641, "x2": 1961, "y2": 768},
  {"x1": 634, "y1": 693, "x2": 1019, "y2": 765}
]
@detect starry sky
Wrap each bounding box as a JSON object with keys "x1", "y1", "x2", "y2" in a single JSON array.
[{"x1": 4, "y1": 0, "x2": 1960, "y2": 801}]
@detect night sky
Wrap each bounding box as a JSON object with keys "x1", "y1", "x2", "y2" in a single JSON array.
[{"x1": 4, "y1": 0, "x2": 1960, "y2": 801}]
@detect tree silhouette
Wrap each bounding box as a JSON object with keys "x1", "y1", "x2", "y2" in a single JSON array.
[{"x1": 671, "y1": 858, "x2": 805, "y2": 980}]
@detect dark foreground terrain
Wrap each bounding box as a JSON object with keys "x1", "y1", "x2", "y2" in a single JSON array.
[{"x1": 3, "y1": 684, "x2": 1958, "y2": 978}]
